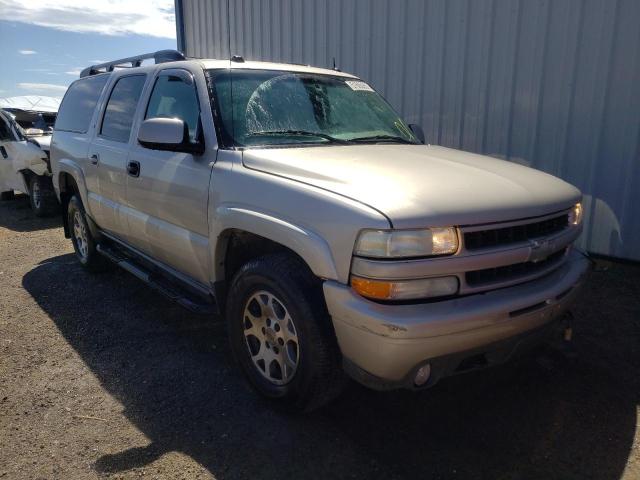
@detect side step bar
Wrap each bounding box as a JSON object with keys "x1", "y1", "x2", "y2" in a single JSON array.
[{"x1": 96, "y1": 242, "x2": 217, "y2": 315}]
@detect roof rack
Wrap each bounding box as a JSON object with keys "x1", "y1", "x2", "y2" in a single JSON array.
[{"x1": 79, "y1": 50, "x2": 186, "y2": 78}]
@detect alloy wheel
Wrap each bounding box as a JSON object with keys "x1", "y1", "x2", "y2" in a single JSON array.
[
  {"x1": 242, "y1": 290, "x2": 300, "y2": 385},
  {"x1": 73, "y1": 210, "x2": 89, "y2": 260},
  {"x1": 31, "y1": 180, "x2": 41, "y2": 209}
]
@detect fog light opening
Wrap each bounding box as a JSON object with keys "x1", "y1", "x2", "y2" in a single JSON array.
[{"x1": 414, "y1": 363, "x2": 432, "y2": 387}]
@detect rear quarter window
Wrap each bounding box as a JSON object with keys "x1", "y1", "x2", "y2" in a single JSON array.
[{"x1": 55, "y1": 74, "x2": 109, "y2": 134}]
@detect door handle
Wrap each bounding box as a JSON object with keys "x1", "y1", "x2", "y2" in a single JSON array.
[
  {"x1": 90, "y1": 153, "x2": 99, "y2": 165},
  {"x1": 127, "y1": 160, "x2": 140, "y2": 177}
]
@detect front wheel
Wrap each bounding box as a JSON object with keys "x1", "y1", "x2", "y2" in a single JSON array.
[
  {"x1": 29, "y1": 175, "x2": 57, "y2": 217},
  {"x1": 67, "y1": 195, "x2": 108, "y2": 272},
  {"x1": 226, "y1": 254, "x2": 345, "y2": 411}
]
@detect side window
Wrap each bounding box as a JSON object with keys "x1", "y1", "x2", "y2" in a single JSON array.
[
  {"x1": 100, "y1": 75, "x2": 147, "y2": 143},
  {"x1": 55, "y1": 74, "x2": 109, "y2": 133},
  {"x1": 0, "y1": 115, "x2": 13, "y2": 141},
  {"x1": 145, "y1": 73, "x2": 200, "y2": 142}
]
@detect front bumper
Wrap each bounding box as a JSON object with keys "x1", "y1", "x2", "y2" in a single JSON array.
[{"x1": 323, "y1": 249, "x2": 590, "y2": 388}]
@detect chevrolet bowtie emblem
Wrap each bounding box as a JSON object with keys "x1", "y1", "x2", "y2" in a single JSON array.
[{"x1": 529, "y1": 239, "x2": 554, "y2": 263}]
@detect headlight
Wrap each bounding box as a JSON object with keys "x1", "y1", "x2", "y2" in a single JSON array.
[
  {"x1": 568, "y1": 202, "x2": 583, "y2": 225},
  {"x1": 354, "y1": 227, "x2": 458, "y2": 258},
  {"x1": 351, "y1": 275, "x2": 459, "y2": 301}
]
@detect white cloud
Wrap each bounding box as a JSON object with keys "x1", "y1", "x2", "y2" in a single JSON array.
[
  {"x1": 0, "y1": 0, "x2": 176, "y2": 39},
  {"x1": 18, "y1": 82, "x2": 68, "y2": 93},
  {"x1": 89, "y1": 60, "x2": 107, "y2": 64},
  {"x1": 19, "y1": 49, "x2": 37, "y2": 55},
  {"x1": 65, "y1": 68, "x2": 83, "y2": 76}
]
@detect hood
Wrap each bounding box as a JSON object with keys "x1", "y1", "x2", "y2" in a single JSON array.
[{"x1": 242, "y1": 144, "x2": 581, "y2": 228}]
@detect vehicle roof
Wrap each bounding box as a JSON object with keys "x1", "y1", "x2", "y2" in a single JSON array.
[
  {"x1": 198, "y1": 59, "x2": 358, "y2": 78},
  {"x1": 82, "y1": 58, "x2": 359, "y2": 81}
]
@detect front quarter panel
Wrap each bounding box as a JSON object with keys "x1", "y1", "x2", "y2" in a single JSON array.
[{"x1": 210, "y1": 150, "x2": 390, "y2": 284}]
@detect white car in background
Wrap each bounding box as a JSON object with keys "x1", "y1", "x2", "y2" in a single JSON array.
[
  {"x1": 7, "y1": 108, "x2": 54, "y2": 155},
  {"x1": 0, "y1": 94, "x2": 59, "y2": 172},
  {"x1": 0, "y1": 109, "x2": 58, "y2": 216}
]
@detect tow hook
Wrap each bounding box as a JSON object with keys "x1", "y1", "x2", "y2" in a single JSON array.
[
  {"x1": 549, "y1": 311, "x2": 577, "y2": 359},
  {"x1": 536, "y1": 311, "x2": 577, "y2": 371}
]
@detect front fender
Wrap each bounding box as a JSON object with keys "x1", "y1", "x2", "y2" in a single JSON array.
[
  {"x1": 9, "y1": 141, "x2": 48, "y2": 190},
  {"x1": 214, "y1": 206, "x2": 339, "y2": 281},
  {"x1": 26, "y1": 163, "x2": 49, "y2": 177}
]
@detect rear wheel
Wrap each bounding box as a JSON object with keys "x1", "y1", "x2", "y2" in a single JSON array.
[
  {"x1": 227, "y1": 253, "x2": 345, "y2": 411},
  {"x1": 0, "y1": 190, "x2": 15, "y2": 201},
  {"x1": 67, "y1": 195, "x2": 108, "y2": 272},
  {"x1": 29, "y1": 175, "x2": 57, "y2": 217}
]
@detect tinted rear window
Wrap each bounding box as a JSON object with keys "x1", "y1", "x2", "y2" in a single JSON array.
[
  {"x1": 55, "y1": 74, "x2": 109, "y2": 134},
  {"x1": 100, "y1": 75, "x2": 146, "y2": 143}
]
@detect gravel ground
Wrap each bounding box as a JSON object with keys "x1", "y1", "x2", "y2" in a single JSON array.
[{"x1": 1, "y1": 193, "x2": 639, "y2": 480}]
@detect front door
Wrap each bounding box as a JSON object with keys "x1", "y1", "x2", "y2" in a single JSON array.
[{"x1": 126, "y1": 68, "x2": 212, "y2": 284}]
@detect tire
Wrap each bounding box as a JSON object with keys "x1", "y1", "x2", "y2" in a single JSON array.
[
  {"x1": 29, "y1": 175, "x2": 58, "y2": 217},
  {"x1": 226, "y1": 253, "x2": 345, "y2": 411},
  {"x1": 0, "y1": 190, "x2": 15, "y2": 201},
  {"x1": 67, "y1": 195, "x2": 108, "y2": 272}
]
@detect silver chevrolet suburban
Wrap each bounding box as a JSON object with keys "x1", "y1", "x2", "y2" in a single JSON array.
[{"x1": 50, "y1": 50, "x2": 590, "y2": 410}]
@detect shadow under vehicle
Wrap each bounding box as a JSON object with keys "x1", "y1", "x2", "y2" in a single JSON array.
[{"x1": 22, "y1": 253, "x2": 639, "y2": 479}]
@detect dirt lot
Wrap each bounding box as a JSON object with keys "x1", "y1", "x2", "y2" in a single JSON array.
[{"x1": 1, "y1": 194, "x2": 639, "y2": 480}]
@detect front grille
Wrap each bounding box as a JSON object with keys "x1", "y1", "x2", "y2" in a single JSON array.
[
  {"x1": 464, "y1": 214, "x2": 568, "y2": 251},
  {"x1": 466, "y1": 249, "x2": 566, "y2": 287}
]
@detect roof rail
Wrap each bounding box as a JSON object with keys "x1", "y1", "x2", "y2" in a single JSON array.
[{"x1": 79, "y1": 50, "x2": 186, "y2": 78}]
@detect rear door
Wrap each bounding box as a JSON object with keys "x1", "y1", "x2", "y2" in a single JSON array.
[
  {"x1": 89, "y1": 74, "x2": 147, "y2": 239},
  {"x1": 125, "y1": 68, "x2": 213, "y2": 284}
]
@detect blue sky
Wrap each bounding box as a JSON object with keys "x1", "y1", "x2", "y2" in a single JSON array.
[{"x1": 0, "y1": 0, "x2": 176, "y2": 100}]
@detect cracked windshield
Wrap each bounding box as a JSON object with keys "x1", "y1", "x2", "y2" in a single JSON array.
[{"x1": 210, "y1": 69, "x2": 418, "y2": 148}]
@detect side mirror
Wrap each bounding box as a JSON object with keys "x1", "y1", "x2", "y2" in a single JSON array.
[
  {"x1": 408, "y1": 124, "x2": 425, "y2": 144},
  {"x1": 137, "y1": 117, "x2": 205, "y2": 155}
]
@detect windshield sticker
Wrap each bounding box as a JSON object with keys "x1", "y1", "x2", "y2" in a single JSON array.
[{"x1": 345, "y1": 80, "x2": 374, "y2": 92}]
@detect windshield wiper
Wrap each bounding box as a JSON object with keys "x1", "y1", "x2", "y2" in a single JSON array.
[
  {"x1": 247, "y1": 130, "x2": 349, "y2": 144},
  {"x1": 349, "y1": 134, "x2": 416, "y2": 144}
]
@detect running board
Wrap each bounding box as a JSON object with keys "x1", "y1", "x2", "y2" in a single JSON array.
[{"x1": 96, "y1": 243, "x2": 217, "y2": 315}]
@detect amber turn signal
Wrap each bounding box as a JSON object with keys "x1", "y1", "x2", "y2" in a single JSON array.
[
  {"x1": 351, "y1": 276, "x2": 393, "y2": 300},
  {"x1": 351, "y1": 275, "x2": 459, "y2": 301}
]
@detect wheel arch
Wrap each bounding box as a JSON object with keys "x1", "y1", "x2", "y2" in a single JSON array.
[
  {"x1": 16, "y1": 169, "x2": 33, "y2": 194},
  {"x1": 57, "y1": 170, "x2": 81, "y2": 237},
  {"x1": 213, "y1": 207, "x2": 340, "y2": 305},
  {"x1": 214, "y1": 207, "x2": 338, "y2": 280},
  {"x1": 56, "y1": 160, "x2": 90, "y2": 206}
]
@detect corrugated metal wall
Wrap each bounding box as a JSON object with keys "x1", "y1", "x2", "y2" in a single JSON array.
[{"x1": 178, "y1": 0, "x2": 640, "y2": 261}]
